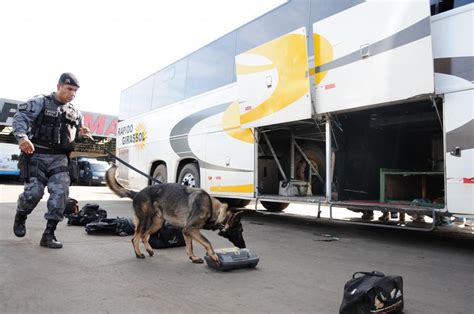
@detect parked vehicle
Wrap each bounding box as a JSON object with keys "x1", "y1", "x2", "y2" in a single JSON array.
[
  {"x1": 116, "y1": 1, "x2": 473, "y2": 228},
  {"x1": 69, "y1": 157, "x2": 110, "y2": 186},
  {"x1": 0, "y1": 143, "x2": 20, "y2": 177}
]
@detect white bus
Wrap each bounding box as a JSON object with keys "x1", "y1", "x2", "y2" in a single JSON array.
[
  {"x1": 0, "y1": 143, "x2": 20, "y2": 177},
  {"x1": 116, "y1": 0, "x2": 473, "y2": 228}
]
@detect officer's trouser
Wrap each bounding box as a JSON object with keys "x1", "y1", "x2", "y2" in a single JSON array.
[{"x1": 16, "y1": 153, "x2": 70, "y2": 222}]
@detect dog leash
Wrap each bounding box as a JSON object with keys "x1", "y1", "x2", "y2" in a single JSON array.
[{"x1": 92, "y1": 139, "x2": 162, "y2": 185}]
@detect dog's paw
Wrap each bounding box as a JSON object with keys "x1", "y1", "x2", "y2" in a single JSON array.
[
  {"x1": 190, "y1": 256, "x2": 204, "y2": 264},
  {"x1": 135, "y1": 253, "x2": 146, "y2": 259},
  {"x1": 146, "y1": 249, "x2": 154, "y2": 257},
  {"x1": 210, "y1": 254, "x2": 221, "y2": 265}
]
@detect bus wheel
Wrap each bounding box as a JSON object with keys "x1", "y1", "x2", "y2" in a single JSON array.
[
  {"x1": 152, "y1": 164, "x2": 167, "y2": 185},
  {"x1": 261, "y1": 201, "x2": 289, "y2": 212},
  {"x1": 239, "y1": 200, "x2": 251, "y2": 207},
  {"x1": 178, "y1": 163, "x2": 200, "y2": 188},
  {"x1": 218, "y1": 198, "x2": 252, "y2": 208}
]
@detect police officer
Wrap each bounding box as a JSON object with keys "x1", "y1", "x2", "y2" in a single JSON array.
[{"x1": 12, "y1": 72, "x2": 93, "y2": 249}]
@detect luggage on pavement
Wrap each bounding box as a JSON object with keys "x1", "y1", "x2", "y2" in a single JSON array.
[
  {"x1": 339, "y1": 271, "x2": 403, "y2": 314},
  {"x1": 67, "y1": 203, "x2": 107, "y2": 226},
  {"x1": 148, "y1": 223, "x2": 186, "y2": 249},
  {"x1": 204, "y1": 248, "x2": 259, "y2": 271}
]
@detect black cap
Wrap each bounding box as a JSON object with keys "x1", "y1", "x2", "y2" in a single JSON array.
[{"x1": 58, "y1": 72, "x2": 80, "y2": 87}]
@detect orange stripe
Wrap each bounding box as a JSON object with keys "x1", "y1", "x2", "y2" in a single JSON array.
[{"x1": 210, "y1": 184, "x2": 254, "y2": 193}]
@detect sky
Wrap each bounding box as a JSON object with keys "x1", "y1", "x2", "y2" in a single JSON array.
[{"x1": 0, "y1": 0, "x2": 285, "y2": 116}]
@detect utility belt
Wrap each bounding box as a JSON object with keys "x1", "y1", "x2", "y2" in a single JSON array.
[
  {"x1": 18, "y1": 153, "x2": 69, "y2": 185},
  {"x1": 34, "y1": 147, "x2": 70, "y2": 155}
]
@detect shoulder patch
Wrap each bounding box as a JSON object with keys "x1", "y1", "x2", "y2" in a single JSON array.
[{"x1": 18, "y1": 103, "x2": 28, "y2": 111}]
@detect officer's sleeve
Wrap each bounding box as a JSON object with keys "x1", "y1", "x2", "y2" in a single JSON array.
[{"x1": 12, "y1": 97, "x2": 44, "y2": 142}]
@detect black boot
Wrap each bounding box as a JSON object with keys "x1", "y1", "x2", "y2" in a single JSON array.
[
  {"x1": 13, "y1": 213, "x2": 27, "y2": 237},
  {"x1": 40, "y1": 220, "x2": 63, "y2": 249}
]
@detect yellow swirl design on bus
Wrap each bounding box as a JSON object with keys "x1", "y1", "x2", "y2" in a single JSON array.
[
  {"x1": 237, "y1": 33, "x2": 309, "y2": 125},
  {"x1": 235, "y1": 63, "x2": 274, "y2": 75},
  {"x1": 313, "y1": 33, "x2": 333, "y2": 84},
  {"x1": 221, "y1": 101, "x2": 254, "y2": 143}
]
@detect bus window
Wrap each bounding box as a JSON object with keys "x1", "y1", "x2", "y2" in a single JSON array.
[
  {"x1": 236, "y1": 0, "x2": 308, "y2": 55},
  {"x1": 184, "y1": 31, "x2": 236, "y2": 98},
  {"x1": 130, "y1": 75, "x2": 154, "y2": 116},
  {"x1": 152, "y1": 58, "x2": 187, "y2": 109},
  {"x1": 431, "y1": 0, "x2": 473, "y2": 15}
]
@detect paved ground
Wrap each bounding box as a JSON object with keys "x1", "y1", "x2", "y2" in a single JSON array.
[{"x1": 1, "y1": 181, "x2": 473, "y2": 313}]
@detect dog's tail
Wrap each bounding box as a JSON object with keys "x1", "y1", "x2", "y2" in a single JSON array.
[{"x1": 105, "y1": 164, "x2": 137, "y2": 199}]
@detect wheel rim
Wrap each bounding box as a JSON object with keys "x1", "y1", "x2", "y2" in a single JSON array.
[
  {"x1": 181, "y1": 173, "x2": 196, "y2": 187},
  {"x1": 153, "y1": 174, "x2": 165, "y2": 185}
]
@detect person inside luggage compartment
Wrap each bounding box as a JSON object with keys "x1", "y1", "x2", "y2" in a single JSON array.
[{"x1": 12, "y1": 72, "x2": 93, "y2": 249}]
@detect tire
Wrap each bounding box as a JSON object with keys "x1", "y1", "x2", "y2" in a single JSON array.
[
  {"x1": 178, "y1": 163, "x2": 200, "y2": 188},
  {"x1": 152, "y1": 164, "x2": 167, "y2": 185},
  {"x1": 218, "y1": 198, "x2": 252, "y2": 208},
  {"x1": 261, "y1": 201, "x2": 289, "y2": 212},
  {"x1": 239, "y1": 200, "x2": 251, "y2": 207},
  {"x1": 295, "y1": 144, "x2": 326, "y2": 195}
]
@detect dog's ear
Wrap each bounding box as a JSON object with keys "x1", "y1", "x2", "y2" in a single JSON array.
[
  {"x1": 230, "y1": 210, "x2": 245, "y2": 224},
  {"x1": 228, "y1": 210, "x2": 245, "y2": 227}
]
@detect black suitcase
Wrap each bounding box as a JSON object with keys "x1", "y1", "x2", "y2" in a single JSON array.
[
  {"x1": 204, "y1": 248, "x2": 259, "y2": 271},
  {"x1": 67, "y1": 203, "x2": 107, "y2": 226},
  {"x1": 339, "y1": 271, "x2": 403, "y2": 314},
  {"x1": 148, "y1": 223, "x2": 186, "y2": 249},
  {"x1": 85, "y1": 217, "x2": 134, "y2": 236}
]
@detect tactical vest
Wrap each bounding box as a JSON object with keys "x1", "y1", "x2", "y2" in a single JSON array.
[{"x1": 31, "y1": 95, "x2": 80, "y2": 152}]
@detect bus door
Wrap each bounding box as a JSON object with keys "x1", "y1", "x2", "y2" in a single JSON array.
[
  {"x1": 312, "y1": 1, "x2": 435, "y2": 113},
  {"x1": 235, "y1": 27, "x2": 312, "y2": 129},
  {"x1": 445, "y1": 89, "x2": 474, "y2": 215}
]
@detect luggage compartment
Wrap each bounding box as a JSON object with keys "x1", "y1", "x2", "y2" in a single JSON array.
[{"x1": 332, "y1": 99, "x2": 445, "y2": 207}]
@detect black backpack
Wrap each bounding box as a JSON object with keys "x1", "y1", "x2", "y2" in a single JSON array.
[
  {"x1": 85, "y1": 217, "x2": 135, "y2": 236},
  {"x1": 64, "y1": 198, "x2": 79, "y2": 217},
  {"x1": 340, "y1": 271, "x2": 403, "y2": 314},
  {"x1": 67, "y1": 203, "x2": 107, "y2": 226},
  {"x1": 148, "y1": 223, "x2": 186, "y2": 249}
]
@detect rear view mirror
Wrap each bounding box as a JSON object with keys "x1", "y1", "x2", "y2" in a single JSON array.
[{"x1": 11, "y1": 154, "x2": 19, "y2": 161}]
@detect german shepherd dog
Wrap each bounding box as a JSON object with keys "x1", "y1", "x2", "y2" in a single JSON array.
[{"x1": 106, "y1": 165, "x2": 245, "y2": 264}]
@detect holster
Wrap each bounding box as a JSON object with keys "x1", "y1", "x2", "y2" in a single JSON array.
[
  {"x1": 18, "y1": 153, "x2": 31, "y2": 182},
  {"x1": 29, "y1": 158, "x2": 49, "y2": 185}
]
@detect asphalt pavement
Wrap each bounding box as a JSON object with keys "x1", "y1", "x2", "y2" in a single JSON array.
[{"x1": 1, "y1": 181, "x2": 473, "y2": 313}]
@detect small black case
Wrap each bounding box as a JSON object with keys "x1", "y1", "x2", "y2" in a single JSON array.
[
  {"x1": 204, "y1": 248, "x2": 259, "y2": 271},
  {"x1": 148, "y1": 223, "x2": 186, "y2": 249}
]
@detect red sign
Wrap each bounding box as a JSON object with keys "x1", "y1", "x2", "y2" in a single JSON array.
[{"x1": 82, "y1": 111, "x2": 117, "y2": 137}]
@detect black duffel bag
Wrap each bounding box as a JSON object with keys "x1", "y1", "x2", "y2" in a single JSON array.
[
  {"x1": 63, "y1": 198, "x2": 79, "y2": 217},
  {"x1": 85, "y1": 217, "x2": 135, "y2": 236},
  {"x1": 67, "y1": 203, "x2": 107, "y2": 226},
  {"x1": 148, "y1": 223, "x2": 185, "y2": 249},
  {"x1": 340, "y1": 271, "x2": 403, "y2": 314}
]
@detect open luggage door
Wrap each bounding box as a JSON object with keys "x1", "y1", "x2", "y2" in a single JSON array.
[
  {"x1": 313, "y1": 1, "x2": 435, "y2": 113},
  {"x1": 236, "y1": 27, "x2": 311, "y2": 129}
]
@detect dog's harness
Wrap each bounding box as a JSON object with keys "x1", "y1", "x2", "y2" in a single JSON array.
[{"x1": 203, "y1": 212, "x2": 224, "y2": 231}]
